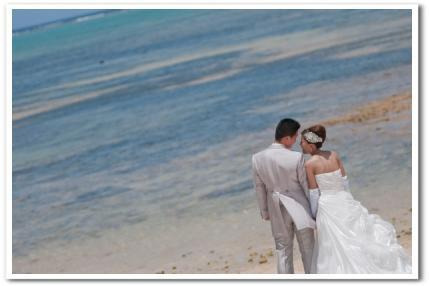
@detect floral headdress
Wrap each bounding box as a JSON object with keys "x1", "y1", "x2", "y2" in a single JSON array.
[{"x1": 303, "y1": 131, "x2": 323, "y2": 144}]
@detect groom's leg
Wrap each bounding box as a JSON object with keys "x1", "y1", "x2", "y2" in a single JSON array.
[
  {"x1": 271, "y1": 205, "x2": 295, "y2": 274},
  {"x1": 295, "y1": 227, "x2": 315, "y2": 274}
]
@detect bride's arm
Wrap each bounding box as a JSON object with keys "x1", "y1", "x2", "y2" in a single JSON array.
[
  {"x1": 334, "y1": 151, "x2": 346, "y2": 177},
  {"x1": 305, "y1": 162, "x2": 318, "y2": 189},
  {"x1": 305, "y1": 161, "x2": 319, "y2": 218},
  {"x1": 334, "y1": 151, "x2": 350, "y2": 191}
]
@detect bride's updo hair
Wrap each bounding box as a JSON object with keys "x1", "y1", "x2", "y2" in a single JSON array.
[{"x1": 301, "y1": 124, "x2": 326, "y2": 149}]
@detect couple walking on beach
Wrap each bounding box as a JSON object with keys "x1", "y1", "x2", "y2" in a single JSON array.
[{"x1": 251, "y1": 118, "x2": 411, "y2": 274}]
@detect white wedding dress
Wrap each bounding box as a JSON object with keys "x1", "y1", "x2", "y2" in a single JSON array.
[{"x1": 311, "y1": 169, "x2": 412, "y2": 274}]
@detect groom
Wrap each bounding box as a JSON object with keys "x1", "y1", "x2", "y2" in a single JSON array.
[{"x1": 251, "y1": 118, "x2": 315, "y2": 274}]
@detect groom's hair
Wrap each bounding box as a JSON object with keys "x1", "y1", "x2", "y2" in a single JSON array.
[{"x1": 275, "y1": 118, "x2": 300, "y2": 141}]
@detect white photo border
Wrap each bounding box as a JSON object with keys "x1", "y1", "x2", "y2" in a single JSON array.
[{"x1": 6, "y1": 1, "x2": 419, "y2": 280}]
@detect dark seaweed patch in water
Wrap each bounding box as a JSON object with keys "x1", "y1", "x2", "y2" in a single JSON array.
[
  {"x1": 200, "y1": 181, "x2": 253, "y2": 200},
  {"x1": 67, "y1": 186, "x2": 131, "y2": 206}
]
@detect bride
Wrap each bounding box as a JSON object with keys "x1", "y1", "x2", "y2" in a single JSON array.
[{"x1": 300, "y1": 124, "x2": 412, "y2": 274}]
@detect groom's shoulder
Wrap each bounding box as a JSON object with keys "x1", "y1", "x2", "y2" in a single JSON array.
[
  {"x1": 252, "y1": 146, "x2": 272, "y2": 162},
  {"x1": 252, "y1": 146, "x2": 302, "y2": 159},
  {"x1": 285, "y1": 150, "x2": 303, "y2": 161},
  {"x1": 289, "y1": 149, "x2": 303, "y2": 157},
  {"x1": 252, "y1": 148, "x2": 266, "y2": 160}
]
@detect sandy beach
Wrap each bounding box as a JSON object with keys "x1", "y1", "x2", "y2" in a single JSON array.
[
  {"x1": 12, "y1": 201, "x2": 412, "y2": 275},
  {"x1": 13, "y1": 90, "x2": 412, "y2": 275}
]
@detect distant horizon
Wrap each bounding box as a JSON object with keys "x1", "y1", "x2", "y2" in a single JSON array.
[{"x1": 12, "y1": 9, "x2": 107, "y2": 31}]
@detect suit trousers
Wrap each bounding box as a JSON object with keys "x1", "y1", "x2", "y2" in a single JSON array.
[{"x1": 270, "y1": 203, "x2": 315, "y2": 274}]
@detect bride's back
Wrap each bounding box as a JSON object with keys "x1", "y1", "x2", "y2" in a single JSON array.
[{"x1": 309, "y1": 150, "x2": 342, "y2": 176}]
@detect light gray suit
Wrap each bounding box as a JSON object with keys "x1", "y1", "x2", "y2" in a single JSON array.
[{"x1": 252, "y1": 143, "x2": 315, "y2": 274}]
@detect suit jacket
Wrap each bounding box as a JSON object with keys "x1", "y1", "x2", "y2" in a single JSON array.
[{"x1": 252, "y1": 143, "x2": 311, "y2": 220}]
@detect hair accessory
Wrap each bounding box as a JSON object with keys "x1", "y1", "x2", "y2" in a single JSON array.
[{"x1": 303, "y1": 131, "x2": 323, "y2": 144}]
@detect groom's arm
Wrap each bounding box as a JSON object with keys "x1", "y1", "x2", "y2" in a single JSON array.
[
  {"x1": 252, "y1": 156, "x2": 269, "y2": 220},
  {"x1": 297, "y1": 154, "x2": 310, "y2": 199}
]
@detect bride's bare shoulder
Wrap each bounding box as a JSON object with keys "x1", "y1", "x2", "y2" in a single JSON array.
[{"x1": 330, "y1": 150, "x2": 342, "y2": 160}]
